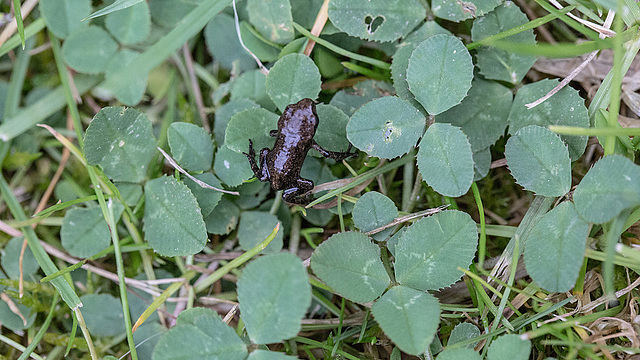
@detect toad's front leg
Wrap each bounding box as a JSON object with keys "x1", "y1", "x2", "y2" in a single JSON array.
[{"x1": 242, "y1": 139, "x2": 270, "y2": 182}]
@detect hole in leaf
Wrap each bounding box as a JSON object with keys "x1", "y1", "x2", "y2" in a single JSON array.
[
  {"x1": 383, "y1": 121, "x2": 399, "y2": 143},
  {"x1": 364, "y1": 15, "x2": 384, "y2": 34},
  {"x1": 384, "y1": 129, "x2": 393, "y2": 141},
  {"x1": 384, "y1": 128, "x2": 393, "y2": 141}
]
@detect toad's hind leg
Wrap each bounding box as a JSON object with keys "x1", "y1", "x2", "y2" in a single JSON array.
[
  {"x1": 312, "y1": 141, "x2": 358, "y2": 162},
  {"x1": 282, "y1": 178, "x2": 314, "y2": 204}
]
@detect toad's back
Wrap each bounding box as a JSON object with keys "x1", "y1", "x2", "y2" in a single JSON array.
[{"x1": 267, "y1": 98, "x2": 319, "y2": 189}]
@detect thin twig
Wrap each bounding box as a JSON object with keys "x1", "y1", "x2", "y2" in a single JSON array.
[
  {"x1": 0, "y1": 220, "x2": 22, "y2": 237},
  {"x1": 525, "y1": 51, "x2": 599, "y2": 109},
  {"x1": 490, "y1": 158, "x2": 507, "y2": 168},
  {"x1": 182, "y1": 44, "x2": 210, "y2": 133},
  {"x1": 28, "y1": 42, "x2": 52, "y2": 56},
  {"x1": 526, "y1": 11, "x2": 615, "y2": 109},
  {"x1": 157, "y1": 147, "x2": 239, "y2": 195},
  {"x1": 364, "y1": 205, "x2": 449, "y2": 236},
  {"x1": 39, "y1": 239, "x2": 185, "y2": 297},
  {"x1": 232, "y1": 0, "x2": 268, "y2": 74},
  {"x1": 0, "y1": 292, "x2": 27, "y2": 325},
  {"x1": 578, "y1": 275, "x2": 640, "y2": 314},
  {"x1": 223, "y1": 304, "x2": 239, "y2": 324},
  {"x1": 548, "y1": 0, "x2": 616, "y2": 37},
  {"x1": 0, "y1": 0, "x2": 38, "y2": 48},
  {"x1": 64, "y1": 67, "x2": 82, "y2": 104},
  {"x1": 303, "y1": 0, "x2": 330, "y2": 56}
]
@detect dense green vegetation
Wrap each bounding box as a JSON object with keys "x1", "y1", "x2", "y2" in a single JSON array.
[{"x1": 0, "y1": 0, "x2": 639, "y2": 359}]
